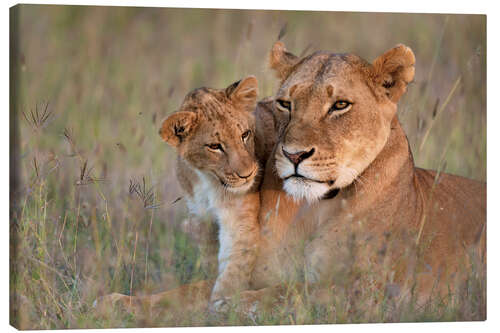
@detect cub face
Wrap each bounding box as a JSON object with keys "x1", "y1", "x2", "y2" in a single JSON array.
[
  {"x1": 269, "y1": 42, "x2": 415, "y2": 202},
  {"x1": 159, "y1": 76, "x2": 260, "y2": 193}
]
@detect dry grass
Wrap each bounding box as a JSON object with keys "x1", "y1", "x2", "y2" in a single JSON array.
[{"x1": 9, "y1": 5, "x2": 486, "y2": 329}]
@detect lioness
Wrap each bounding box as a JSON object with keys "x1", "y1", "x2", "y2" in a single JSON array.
[
  {"x1": 96, "y1": 42, "x2": 485, "y2": 318},
  {"x1": 249, "y1": 42, "x2": 486, "y2": 304}
]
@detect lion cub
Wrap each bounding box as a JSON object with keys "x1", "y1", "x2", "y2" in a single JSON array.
[{"x1": 159, "y1": 76, "x2": 262, "y2": 310}]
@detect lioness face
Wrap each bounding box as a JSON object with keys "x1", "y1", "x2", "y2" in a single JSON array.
[
  {"x1": 269, "y1": 42, "x2": 415, "y2": 202},
  {"x1": 159, "y1": 77, "x2": 260, "y2": 193}
]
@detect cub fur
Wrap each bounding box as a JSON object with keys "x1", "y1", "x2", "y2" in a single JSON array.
[{"x1": 159, "y1": 76, "x2": 262, "y2": 309}]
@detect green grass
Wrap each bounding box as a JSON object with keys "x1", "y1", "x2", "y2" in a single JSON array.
[{"x1": 10, "y1": 5, "x2": 486, "y2": 329}]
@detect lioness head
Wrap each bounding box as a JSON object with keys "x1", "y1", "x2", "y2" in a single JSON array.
[
  {"x1": 269, "y1": 41, "x2": 415, "y2": 202},
  {"x1": 159, "y1": 76, "x2": 260, "y2": 193}
]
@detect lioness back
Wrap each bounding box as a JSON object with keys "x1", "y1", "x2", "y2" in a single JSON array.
[{"x1": 414, "y1": 168, "x2": 486, "y2": 264}]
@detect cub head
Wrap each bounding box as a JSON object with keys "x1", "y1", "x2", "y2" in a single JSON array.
[
  {"x1": 159, "y1": 76, "x2": 260, "y2": 193},
  {"x1": 269, "y1": 41, "x2": 415, "y2": 202}
]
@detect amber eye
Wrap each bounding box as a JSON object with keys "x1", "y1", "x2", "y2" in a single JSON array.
[
  {"x1": 206, "y1": 143, "x2": 223, "y2": 151},
  {"x1": 276, "y1": 99, "x2": 292, "y2": 111},
  {"x1": 328, "y1": 100, "x2": 352, "y2": 114},
  {"x1": 242, "y1": 130, "x2": 251, "y2": 142}
]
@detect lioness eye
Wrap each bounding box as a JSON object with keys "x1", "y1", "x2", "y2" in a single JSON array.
[
  {"x1": 329, "y1": 100, "x2": 351, "y2": 114},
  {"x1": 206, "y1": 143, "x2": 223, "y2": 151},
  {"x1": 276, "y1": 99, "x2": 292, "y2": 111},
  {"x1": 242, "y1": 130, "x2": 251, "y2": 141}
]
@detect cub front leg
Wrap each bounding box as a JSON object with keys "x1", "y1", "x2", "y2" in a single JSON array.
[{"x1": 210, "y1": 193, "x2": 260, "y2": 311}]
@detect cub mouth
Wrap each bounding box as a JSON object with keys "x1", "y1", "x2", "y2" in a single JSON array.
[{"x1": 218, "y1": 167, "x2": 258, "y2": 190}]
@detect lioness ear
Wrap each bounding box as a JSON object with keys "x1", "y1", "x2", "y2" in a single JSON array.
[
  {"x1": 159, "y1": 111, "x2": 198, "y2": 147},
  {"x1": 371, "y1": 44, "x2": 415, "y2": 103},
  {"x1": 269, "y1": 41, "x2": 299, "y2": 81},
  {"x1": 226, "y1": 76, "x2": 258, "y2": 111}
]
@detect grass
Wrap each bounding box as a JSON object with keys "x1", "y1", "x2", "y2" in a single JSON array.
[{"x1": 9, "y1": 5, "x2": 486, "y2": 329}]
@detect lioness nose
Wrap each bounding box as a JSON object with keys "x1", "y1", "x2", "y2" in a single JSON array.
[{"x1": 282, "y1": 147, "x2": 315, "y2": 166}]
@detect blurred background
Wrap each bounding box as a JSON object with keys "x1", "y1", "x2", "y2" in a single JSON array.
[{"x1": 10, "y1": 5, "x2": 486, "y2": 329}]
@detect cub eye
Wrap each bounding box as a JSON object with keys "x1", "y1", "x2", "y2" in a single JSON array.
[
  {"x1": 206, "y1": 143, "x2": 223, "y2": 151},
  {"x1": 328, "y1": 100, "x2": 352, "y2": 114},
  {"x1": 276, "y1": 99, "x2": 292, "y2": 111},
  {"x1": 241, "y1": 130, "x2": 251, "y2": 142}
]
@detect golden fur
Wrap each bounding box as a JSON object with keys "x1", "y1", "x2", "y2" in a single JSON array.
[{"x1": 96, "y1": 42, "x2": 486, "y2": 315}]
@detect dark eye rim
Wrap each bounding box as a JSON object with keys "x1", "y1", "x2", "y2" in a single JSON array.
[
  {"x1": 328, "y1": 100, "x2": 352, "y2": 114},
  {"x1": 206, "y1": 143, "x2": 223, "y2": 151},
  {"x1": 241, "y1": 130, "x2": 251, "y2": 141},
  {"x1": 276, "y1": 99, "x2": 292, "y2": 111}
]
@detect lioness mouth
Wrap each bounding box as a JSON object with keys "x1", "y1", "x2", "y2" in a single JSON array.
[
  {"x1": 284, "y1": 174, "x2": 305, "y2": 180},
  {"x1": 285, "y1": 174, "x2": 335, "y2": 186}
]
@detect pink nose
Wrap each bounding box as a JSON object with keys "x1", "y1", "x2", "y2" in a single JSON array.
[{"x1": 282, "y1": 147, "x2": 315, "y2": 165}]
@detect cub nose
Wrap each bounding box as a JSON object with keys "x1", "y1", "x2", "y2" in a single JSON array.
[{"x1": 282, "y1": 147, "x2": 315, "y2": 166}]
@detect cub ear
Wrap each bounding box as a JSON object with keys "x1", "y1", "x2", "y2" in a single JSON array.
[
  {"x1": 225, "y1": 76, "x2": 258, "y2": 111},
  {"x1": 159, "y1": 111, "x2": 198, "y2": 147},
  {"x1": 269, "y1": 41, "x2": 300, "y2": 82},
  {"x1": 371, "y1": 44, "x2": 415, "y2": 103}
]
